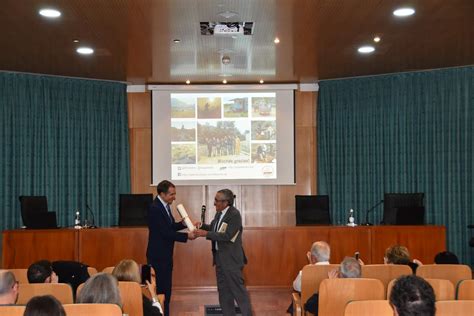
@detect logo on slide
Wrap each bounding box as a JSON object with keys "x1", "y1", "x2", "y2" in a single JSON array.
[{"x1": 262, "y1": 166, "x2": 274, "y2": 177}]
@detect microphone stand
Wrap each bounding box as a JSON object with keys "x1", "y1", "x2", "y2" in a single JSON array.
[
  {"x1": 362, "y1": 200, "x2": 384, "y2": 226},
  {"x1": 84, "y1": 203, "x2": 97, "y2": 229}
]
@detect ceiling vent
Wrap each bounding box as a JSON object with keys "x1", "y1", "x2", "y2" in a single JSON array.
[{"x1": 200, "y1": 22, "x2": 254, "y2": 36}]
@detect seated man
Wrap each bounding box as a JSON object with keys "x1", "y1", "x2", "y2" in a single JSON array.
[
  {"x1": 0, "y1": 271, "x2": 19, "y2": 305},
  {"x1": 293, "y1": 241, "x2": 331, "y2": 292},
  {"x1": 390, "y1": 275, "x2": 435, "y2": 316},
  {"x1": 27, "y1": 260, "x2": 58, "y2": 283},
  {"x1": 305, "y1": 256, "x2": 361, "y2": 315},
  {"x1": 434, "y1": 251, "x2": 459, "y2": 264}
]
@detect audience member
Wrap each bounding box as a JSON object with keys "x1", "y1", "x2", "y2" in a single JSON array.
[
  {"x1": 434, "y1": 251, "x2": 459, "y2": 264},
  {"x1": 390, "y1": 275, "x2": 435, "y2": 316},
  {"x1": 384, "y1": 245, "x2": 420, "y2": 273},
  {"x1": 27, "y1": 260, "x2": 58, "y2": 283},
  {"x1": 0, "y1": 271, "x2": 19, "y2": 305},
  {"x1": 112, "y1": 259, "x2": 163, "y2": 316},
  {"x1": 76, "y1": 272, "x2": 122, "y2": 307},
  {"x1": 305, "y1": 257, "x2": 361, "y2": 315},
  {"x1": 24, "y1": 295, "x2": 65, "y2": 316},
  {"x1": 292, "y1": 241, "x2": 331, "y2": 292}
]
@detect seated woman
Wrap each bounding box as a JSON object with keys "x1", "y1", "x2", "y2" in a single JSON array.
[
  {"x1": 112, "y1": 259, "x2": 163, "y2": 316},
  {"x1": 24, "y1": 295, "x2": 65, "y2": 316},
  {"x1": 76, "y1": 272, "x2": 122, "y2": 308},
  {"x1": 384, "y1": 245, "x2": 420, "y2": 273}
]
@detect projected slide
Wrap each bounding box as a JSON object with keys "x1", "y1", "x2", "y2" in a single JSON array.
[{"x1": 170, "y1": 92, "x2": 277, "y2": 180}]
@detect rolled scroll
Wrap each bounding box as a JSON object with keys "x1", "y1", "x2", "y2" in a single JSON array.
[{"x1": 176, "y1": 204, "x2": 196, "y2": 232}]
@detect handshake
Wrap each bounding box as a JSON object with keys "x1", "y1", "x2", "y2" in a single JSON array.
[{"x1": 187, "y1": 222, "x2": 207, "y2": 240}]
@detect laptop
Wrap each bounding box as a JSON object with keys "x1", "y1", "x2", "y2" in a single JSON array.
[{"x1": 26, "y1": 212, "x2": 58, "y2": 229}]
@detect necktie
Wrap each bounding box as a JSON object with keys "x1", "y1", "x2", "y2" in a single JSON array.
[{"x1": 166, "y1": 204, "x2": 173, "y2": 223}]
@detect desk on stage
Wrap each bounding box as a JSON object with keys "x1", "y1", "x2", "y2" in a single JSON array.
[{"x1": 2, "y1": 225, "x2": 445, "y2": 288}]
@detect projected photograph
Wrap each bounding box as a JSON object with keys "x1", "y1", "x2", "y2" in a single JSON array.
[
  {"x1": 171, "y1": 144, "x2": 196, "y2": 164},
  {"x1": 223, "y1": 97, "x2": 249, "y2": 118},
  {"x1": 197, "y1": 121, "x2": 250, "y2": 164},
  {"x1": 251, "y1": 143, "x2": 276, "y2": 163},
  {"x1": 171, "y1": 121, "x2": 196, "y2": 142},
  {"x1": 197, "y1": 97, "x2": 222, "y2": 119},
  {"x1": 251, "y1": 96, "x2": 276, "y2": 117},
  {"x1": 171, "y1": 95, "x2": 196, "y2": 118},
  {"x1": 251, "y1": 121, "x2": 276, "y2": 140}
]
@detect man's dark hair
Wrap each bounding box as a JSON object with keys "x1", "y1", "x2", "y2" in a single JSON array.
[
  {"x1": 390, "y1": 275, "x2": 435, "y2": 316},
  {"x1": 157, "y1": 180, "x2": 175, "y2": 195},
  {"x1": 217, "y1": 189, "x2": 234, "y2": 206},
  {"x1": 434, "y1": 251, "x2": 459, "y2": 264},
  {"x1": 24, "y1": 295, "x2": 66, "y2": 316},
  {"x1": 27, "y1": 260, "x2": 53, "y2": 283}
]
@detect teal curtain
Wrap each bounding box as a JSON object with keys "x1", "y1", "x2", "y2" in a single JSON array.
[
  {"x1": 317, "y1": 66, "x2": 474, "y2": 265},
  {"x1": 0, "y1": 72, "x2": 130, "y2": 230}
]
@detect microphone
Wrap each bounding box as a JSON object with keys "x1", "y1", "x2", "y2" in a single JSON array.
[
  {"x1": 201, "y1": 205, "x2": 206, "y2": 225},
  {"x1": 85, "y1": 203, "x2": 97, "y2": 229},
  {"x1": 362, "y1": 200, "x2": 384, "y2": 226}
]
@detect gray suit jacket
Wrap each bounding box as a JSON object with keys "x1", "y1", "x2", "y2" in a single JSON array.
[{"x1": 202, "y1": 206, "x2": 247, "y2": 269}]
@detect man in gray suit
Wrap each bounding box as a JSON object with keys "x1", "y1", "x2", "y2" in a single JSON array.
[{"x1": 195, "y1": 189, "x2": 252, "y2": 316}]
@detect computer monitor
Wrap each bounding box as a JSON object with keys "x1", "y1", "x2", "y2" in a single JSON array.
[
  {"x1": 383, "y1": 193, "x2": 424, "y2": 225},
  {"x1": 19, "y1": 196, "x2": 48, "y2": 228},
  {"x1": 295, "y1": 195, "x2": 331, "y2": 225},
  {"x1": 119, "y1": 194, "x2": 153, "y2": 226}
]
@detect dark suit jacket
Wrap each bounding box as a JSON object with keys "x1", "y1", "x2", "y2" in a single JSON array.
[
  {"x1": 146, "y1": 198, "x2": 188, "y2": 264},
  {"x1": 202, "y1": 206, "x2": 247, "y2": 269}
]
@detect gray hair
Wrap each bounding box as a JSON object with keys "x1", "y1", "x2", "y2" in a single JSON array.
[
  {"x1": 340, "y1": 257, "x2": 361, "y2": 278},
  {"x1": 310, "y1": 241, "x2": 330, "y2": 262},
  {"x1": 76, "y1": 273, "x2": 122, "y2": 307},
  {"x1": 217, "y1": 189, "x2": 234, "y2": 206},
  {"x1": 0, "y1": 271, "x2": 16, "y2": 296}
]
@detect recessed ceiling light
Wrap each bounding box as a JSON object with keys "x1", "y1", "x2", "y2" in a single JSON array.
[
  {"x1": 76, "y1": 47, "x2": 94, "y2": 55},
  {"x1": 217, "y1": 11, "x2": 238, "y2": 19},
  {"x1": 274, "y1": 37, "x2": 280, "y2": 44},
  {"x1": 259, "y1": 79, "x2": 264, "y2": 84},
  {"x1": 173, "y1": 39, "x2": 181, "y2": 43},
  {"x1": 39, "y1": 8, "x2": 61, "y2": 18},
  {"x1": 373, "y1": 36, "x2": 381, "y2": 42},
  {"x1": 358, "y1": 46, "x2": 375, "y2": 54},
  {"x1": 185, "y1": 80, "x2": 190, "y2": 84},
  {"x1": 222, "y1": 79, "x2": 227, "y2": 84},
  {"x1": 393, "y1": 7, "x2": 415, "y2": 17},
  {"x1": 73, "y1": 39, "x2": 79, "y2": 43}
]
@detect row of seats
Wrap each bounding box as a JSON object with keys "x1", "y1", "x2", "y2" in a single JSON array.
[
  {"x1": 293, "y1": 264, "x2": 473, "y2": 316},
  {"x1": 344, "y1": 300, "x2": 474, "y2": 316},
  {"x1": 0, "y1": 303, "x2": 122, "y2": 316}
]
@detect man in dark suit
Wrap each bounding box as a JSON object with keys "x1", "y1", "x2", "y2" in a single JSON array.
[
  {"x1": 146, "y1": 180, "x2": 195, "y2": 316},
  {"x1": 195, "y1": 189, "x2": 252, "y2": 316}
]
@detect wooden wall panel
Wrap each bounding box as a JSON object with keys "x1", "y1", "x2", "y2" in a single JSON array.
[{"x1": 127, "y1": 90, "x2": 317, "y2": 226}]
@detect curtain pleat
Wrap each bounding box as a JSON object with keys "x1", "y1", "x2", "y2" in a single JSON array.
[
  {"x1": 317, "y1": 66, "x2": 474, "y2": 265},
  {"x1": 0, "y1": 72, "x2": 130, "y2": 229}
]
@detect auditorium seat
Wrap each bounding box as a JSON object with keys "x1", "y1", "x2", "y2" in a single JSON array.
[
  {"x1": 435, "y1": 300, "x2": 474, "y2": 316},
  {"x1": 0, "y1": 305, "x2": 25, "y2": 316},
  {"x1": 87, "y1": 267, "x2": 98, "y2": 276},
  {"x1": 63, "y1": 303, "x2": 122, "y2": 316},
  {"x1": 17, "y1": 283, "x2": 74, "y2": 304},
  {"x1": 318, "y1": 278, "x2": 385, "y2": 316},
  {"x1": 291, "y1": 264, "x2": 340, "y2": 316},
  {"x1": 344, "y1": 300, "x2": 393, "y2": 316},
  {"x1": 0, "y1": 269, "x2": 28, "y2": 283},
  {"x1": 361, "y1": 264, "x2": 412, "y2": 297},
  {"x1": 387, "y1": 278, "x2": 454, "y2": 301},
  {"x1": 102, "y1": 266, "x2": 115, "y2": 274},
  {"x1": 416, "y1": 264, "x2": 472, "y2": 288},
  {"x1": 457, "y1": 279, "x2": 474, "y2": 300}
]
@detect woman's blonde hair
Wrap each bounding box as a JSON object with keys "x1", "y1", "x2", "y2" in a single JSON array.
[
  {"x1": 385, "y1": 245, "x2": 411, "y2": 264},
  {"x1": 112, "y1": 259, "x2": 141, "y2": 283}
]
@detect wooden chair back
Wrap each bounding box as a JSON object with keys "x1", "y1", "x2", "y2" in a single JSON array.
[
  {"x1": 0, "y1": 305, "x2": 26, "y2": 316},
  {"x1": 17, "y1": 283, "x2": 74, "y2": 304},
  {"x1": 118, "y1": 281, "x2": 144, "y2": 316},
  {"x1": 87, "y1": 267, "x2": 98, "y2": 276},
  {"x1": 457, "y1": 279, "x2": 474, "y2": 300},
  {"x1": 102, "y1": 266, "x2": 115, "y2": 274},
  {"x1": 387, "y1": 278, "x2": 455, "y2": 301},
  {"x1": 300, "y1": 264, "x2": 340, "y2": 311},
  {"x1": 361, "y1": 264, "x2": 412, "y2": 296},
  {"x1": 63, "y1": 303, "x2": 122, "y2": 316},
  {"x1": 0, "y1": 269, "x2": 29, "y2": 284},
  {"x1": 435, "y1": 300, "x2": 474, "y2": 316},
  {"x1": 318, "y1": 278, "x2": 385, "y2": 316},
  {"x1": 344, "y1": 300, "x2": 393, "y2": 316},
  {"x1": 416, "y1": 264, "x2": 471, "y2": 288}
]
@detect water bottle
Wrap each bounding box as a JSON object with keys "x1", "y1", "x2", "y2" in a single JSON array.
[
  {"x1": 347, "y1": 209, "x2": 357, "y2": 227},
  {"x1": 74, "y1": 211, "x2": 82, "y2": 229}
]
